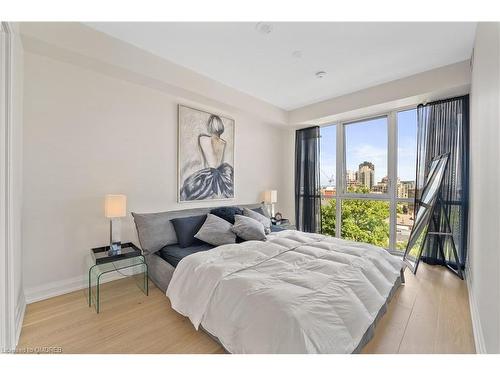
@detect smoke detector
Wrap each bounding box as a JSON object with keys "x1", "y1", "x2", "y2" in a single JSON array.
[
  {"x1": 255, "y1": 22, "x2": 273, "y2": 34},
  {"x1": 292, "y1": 50, "x2": 302, "y2": 58},
  {"x1": 316, "y1": 71, "x2": 327, "y2": 79}
]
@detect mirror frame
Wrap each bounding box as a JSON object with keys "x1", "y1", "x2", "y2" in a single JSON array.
[{"x1": 403, "y1": 153, "x2": 449, "y2": 273}]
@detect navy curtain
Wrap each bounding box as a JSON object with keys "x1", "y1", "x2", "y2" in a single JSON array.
[
  {"x1": 415, "y1": 95, "x2": 469, "y2": 269},
  {"x1": 295, "y1": 126, "x2": 321, "y2": 233}
]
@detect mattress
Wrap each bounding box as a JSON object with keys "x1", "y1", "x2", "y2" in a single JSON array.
[
  {"x1": 166, "y1": 230, "x2": 403, "y2": 354},
  {"x1": 158, "y1": 243, "x2": 214, "y2": 268}
]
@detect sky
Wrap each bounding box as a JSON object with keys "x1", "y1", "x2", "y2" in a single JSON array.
[{"x1": 320, "y1": 109, "x2": 417, "y2": 187}]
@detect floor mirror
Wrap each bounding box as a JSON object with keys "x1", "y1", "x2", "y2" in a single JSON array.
[{"x1": 403, "y1": 153, "x2": 463, "y2": 279}]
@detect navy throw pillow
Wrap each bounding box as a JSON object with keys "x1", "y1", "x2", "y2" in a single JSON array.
[
  {"x1": 170, "y1": 215, "x2": 207, "y2": 248},
  {"x1": 210, "y1": 206, "x2": 243, "y2": 224}
]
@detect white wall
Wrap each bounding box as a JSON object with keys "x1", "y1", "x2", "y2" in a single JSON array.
[
  {"x1": 22, "y1": 50, "x2": 293, "y2": 301},
  {"x1": 468, "y1": 22, "x2": 500, "y2": 354}
]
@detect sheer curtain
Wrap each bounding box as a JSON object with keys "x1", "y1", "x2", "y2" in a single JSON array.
[
  {"x1": 415, "y1": 95, "x2": 469, "y2": 269},
  {"x1": 295, "y1": 126, "x2": 321, "y2": 233}
]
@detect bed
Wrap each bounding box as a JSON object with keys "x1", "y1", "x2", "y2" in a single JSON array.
[
  {"x1": 132, "y1": 204, "x2": 264, "y2": 291},
  {"x1": 132, "y1": 204, "x2": 404, "y2": 354}
]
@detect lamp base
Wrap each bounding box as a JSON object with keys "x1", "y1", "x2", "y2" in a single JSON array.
[
  {"x1": 263, "y1": 203, "x2": 275, "y2": 218},
  {"x1": 108, "y1": 218, "x2": 122, "y2": 255}
]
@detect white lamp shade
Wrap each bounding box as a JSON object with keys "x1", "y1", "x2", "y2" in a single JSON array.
[
  {"x1": 105, "y1": 194, "x2": 127, "y2": 218},
  {"x1": 264, "y1": 190, "x2": 278, "y2": 204}
]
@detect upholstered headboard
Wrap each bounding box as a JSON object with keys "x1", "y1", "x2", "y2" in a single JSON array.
[{"x1": 132, "y1": 203, "x2": 265, "y2": 254}]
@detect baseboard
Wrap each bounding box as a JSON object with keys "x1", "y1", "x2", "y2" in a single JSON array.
[
  {"x1": 15, "y1": 291, "x2": 26, "y2": 347},
  {"x1": 24, "y1": 272, "x2": 126, "y2": 304},
  {"x1": 465, "y1": 266, "x2": 487, "y2": 353}
]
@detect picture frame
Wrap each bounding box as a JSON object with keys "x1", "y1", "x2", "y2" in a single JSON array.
[{"x1": 177, "y1": 105, "x2": 235, "y2": 202}]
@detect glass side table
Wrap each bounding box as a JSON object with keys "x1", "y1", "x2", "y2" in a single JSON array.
[{"x1": 87, "y1": 243, "x2": 148, "y2": 313}]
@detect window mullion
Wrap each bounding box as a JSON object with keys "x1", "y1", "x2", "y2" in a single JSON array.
[
  {"x1": 335, "y1": 122, "x2": 343, "y2": 238},
  {"x1": 388, "y1": 111, "x2": 398, "y2": 252}
]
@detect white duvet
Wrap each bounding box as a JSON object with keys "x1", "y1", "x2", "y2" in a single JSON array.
[{"x1": 166, "y1": 230, "x2": 403, "y2": 354}]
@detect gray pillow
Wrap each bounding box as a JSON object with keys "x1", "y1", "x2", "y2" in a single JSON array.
[
  {"x1": 243, "y1": 207, "x2": 271, "y2": 234},
  {"x1": 251, "y1": 206, "x2": 268, "y2": 217},
  {"x1": 194, "y1": 214, "x2": 236, "y2": 246},
  {"x1": 132, "y1": 211, "x2": 176, "y2": 254},
  {"x1": 232, "y1": 215, "x2": 267, "y2": 241}
]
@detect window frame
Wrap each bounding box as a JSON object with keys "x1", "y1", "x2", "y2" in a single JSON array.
[{"x1": 321, "y1": 105, "x2": 418, "y2": 253}]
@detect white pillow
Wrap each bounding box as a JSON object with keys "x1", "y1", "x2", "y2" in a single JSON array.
[
  {"x1": 194, "y1": 214, "x2": 236, "y2": 246},
  {"x1": 242, "y1": 207, "x2": 271, "y2": 234}
]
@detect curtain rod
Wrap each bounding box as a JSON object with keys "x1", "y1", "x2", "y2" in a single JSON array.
[
  {"x1": 296, "y1": 125, "x2": 320, "y2": 131},
  {"x1": 418, "y1": 94, "x2": 469, "y2": 108}
]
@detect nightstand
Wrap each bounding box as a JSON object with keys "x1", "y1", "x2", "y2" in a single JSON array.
[
  {"x1": 271, "y1": 218, "x2": 296, "y2": 230},
  {"x1": 87, "y1": 242, "x2": 148, "y2": 313}
]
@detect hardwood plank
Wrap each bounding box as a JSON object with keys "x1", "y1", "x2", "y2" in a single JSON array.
[
  {"x1": 434, "y1": 271, "x2": 475, "y2": 353},
  {"x1": 17, "y1": 263, "x2": 475, "y2": 354},
  {"x1": 397, "y1": 269, "x2": 442, "y2": 353},
  {"x1": 361, "y1": 301, "x2": 412, "y2": 354}
]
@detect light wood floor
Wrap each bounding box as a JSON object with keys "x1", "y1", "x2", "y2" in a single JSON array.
[{"x1": 18, "y1": 263, "x2": 475, "y2": 354}]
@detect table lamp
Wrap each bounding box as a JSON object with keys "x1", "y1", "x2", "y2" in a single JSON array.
[
  {"x1": 104, "y1": 194, "x2": 127, "y2": 255},
  {"x1": 264, "y1": 190, "x2": 278, "y2": 217}
]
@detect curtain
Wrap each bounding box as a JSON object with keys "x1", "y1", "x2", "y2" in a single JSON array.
[
  {"x1": 415, "y1": 95, "x2": 469, "y2": 269},
  {"x1": 295, "y1": 126, "x2": 321, "y2": 233}
]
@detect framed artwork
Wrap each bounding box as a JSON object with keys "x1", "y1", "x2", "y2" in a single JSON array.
[{"x1": 178, "y1": 105, "x2": 235, "y2": 202}]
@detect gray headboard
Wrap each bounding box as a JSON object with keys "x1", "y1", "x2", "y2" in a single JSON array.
[{"x1": 132, "y1": 203, "x2": 265, "y2": 254}]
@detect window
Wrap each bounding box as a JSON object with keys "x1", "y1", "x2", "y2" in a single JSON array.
[
  {"x1": 397, "y1": 110, "x2": 417, "y2": 199},
  {"x1": 344, "y1": 117, "x2": 388, "y2": 195},
  {"x1": 320, "y1": 124, "x2": 336, "y2": 197},
  {"x1": 341, "y1": 199, "x2": 390, "y2": 248},
  {"x1": 320, "y1": 125, "x2": 336, "y2": 237},
  {"x1": 320, "y1": 108, "x2": 418, "y2": 253},
  {"x1": 396, "y1": 109, "x2": 418, "y2": 251},
  {"x1": 396, "y1": 202, "x2": 414, "y2": 250}
]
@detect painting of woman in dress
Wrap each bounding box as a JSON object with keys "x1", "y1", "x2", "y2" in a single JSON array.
[{"x1": 178, "y1": 105, "x2": 234, "y2": 201}]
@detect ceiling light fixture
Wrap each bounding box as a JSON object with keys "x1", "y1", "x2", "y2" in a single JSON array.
[
  {"x1": 315, "y1": 71, "x2": 327, "y2": 79},
  {"x1": 255, "y1": 22, "x2": 273, "y2": 34}
]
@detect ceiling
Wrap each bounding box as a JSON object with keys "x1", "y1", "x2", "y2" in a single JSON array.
[{"x1": 86, "y1": 22, "x2": 476, "y2": 110}]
